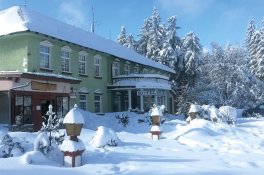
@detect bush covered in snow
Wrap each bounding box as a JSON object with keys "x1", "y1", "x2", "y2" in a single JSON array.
[
  {"x1": 187, "y1": 104, "x2": 237, "y2": 125},
  {"x1": 90, "y1": 126, "x2": 120, "y2": 148},
  {"x1": 219, "y1": 106, "x2": 237, "y2": 125},
  {"x1": 0, "y1": 134, "x2": 25, "y2": 158},
  {"x1": 34, "y1": 132, "x2": 50, "y2": 155},
  {"x1": 115, "y1": 113, "x2": 129, "y2": 127}
]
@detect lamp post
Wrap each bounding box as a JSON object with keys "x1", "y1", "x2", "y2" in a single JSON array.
[
  {"x1": 61, "y1": 104, "x2": 85, "y2": 167},
  {"x1": 150, "y1": 105, "x2": 163, "y2": 140},
  {"x1": 186, "y1": 104, "x2": 200, "y2": 123}
]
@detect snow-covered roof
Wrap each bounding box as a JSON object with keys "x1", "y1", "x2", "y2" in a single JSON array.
[
  {"x1": 0, "y1": 71, "x2": 81, "y2": 84},
  {"x1": 63, "y1": 105, "x2": 84, "y2": 124},
  {"x1": 0, "y1": 6, "x2": 175, "y2": 74}
]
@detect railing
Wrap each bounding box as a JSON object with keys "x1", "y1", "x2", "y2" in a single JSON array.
[{"x1": 112, "y1": 73, "x2": 170, "y2": 85}]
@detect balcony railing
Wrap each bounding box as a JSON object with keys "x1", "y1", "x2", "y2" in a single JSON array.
[{"x1": 109, "y1": 73, "x2": 171, "y2": 90}]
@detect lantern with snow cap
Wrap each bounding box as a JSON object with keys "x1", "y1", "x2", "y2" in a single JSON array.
[
  {"x1": 150, "y1": 105, "x2": 163, "y2": 126},
  {"x1": 149, "y1": 105, "x2": 163, "y2": 140},
  {"x1": 186, "y1": 104, "x2": 201, "y2": 123},
  {"x1": 63, "y1": 104, "x2": 84, "y2": 141},
  {"x1": 61, "y1": 104, "x2": 85, "y2": 167}
]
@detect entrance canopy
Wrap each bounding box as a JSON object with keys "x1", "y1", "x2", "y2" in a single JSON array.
[{"x1": 0, "y1": 71, "x2": 81, "y2": 91}]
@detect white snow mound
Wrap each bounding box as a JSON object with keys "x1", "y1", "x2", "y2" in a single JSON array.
[{"x1": 90, "y1": 126, "x2": 120, "y2": 148}]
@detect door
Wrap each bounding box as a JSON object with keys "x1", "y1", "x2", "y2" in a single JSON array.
[{"x1": 41, "y1": 99, "x2": 55, "y2": 124}]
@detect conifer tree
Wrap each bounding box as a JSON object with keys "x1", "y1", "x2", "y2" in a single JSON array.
[
  {"x1": 146, "y1": 7, "x2": 165, "y2": 63},
  {"x1": 181, "y1": 31, "x2": 202, "y2": 84},
  {"x1": 136, "y1": 19, "x2": 151, "y2": 56},
  {"x1": 116, "y1": 26, "x2": 127, "y2": 46}
]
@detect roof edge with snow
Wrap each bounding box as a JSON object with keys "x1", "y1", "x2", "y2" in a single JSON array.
[{"x1": 0, "y1": 6, "x2": 175, "y2": 74}]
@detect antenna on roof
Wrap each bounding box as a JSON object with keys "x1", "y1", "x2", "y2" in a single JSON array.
[
  {"x1": 24, "y1": 0, "x2": 27, "y2": 8},
  {"x1": 90, "y1": 4, "x2": 99, "y2": 33},
  {"x1": 91, "y1": 5, "x2": 95, "y2": 33}
]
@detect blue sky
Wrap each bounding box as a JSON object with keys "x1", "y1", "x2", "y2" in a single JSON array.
[{"x1": 1, "y1": 0, "x2": 264, "y2": 49}]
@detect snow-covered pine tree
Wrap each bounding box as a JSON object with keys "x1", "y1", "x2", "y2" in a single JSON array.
[
  {"x1": 159, "y1": 16, "x2": 181, "y2": 68},
  {"x1": 124, "y1": 34, "x2": 135, "y2": 50},
  {"x1": 254, "y1": 20, "x2": 264, "y2": 80},
  {"x1": 250, "y1": 31, "x2": 261, "y2": 75},
  {"x1": 146, "y1": 7, "x2": 165, "y2": 63},
  {"x1": 191, "y1": 43, "x2": 264, "y2": 108},
  {"x1": 181, "y1": 31, "x2": 202, "y2": 84},
  {"x1": 40, "y1": 105, "x2": 64, "y2": 146},
  {"x1": 116, "y1": 26, "x2": 127, "y2": 46},
  {"x1": 245, "y1": 18, "x2": 256, "y2": 52},
  {"x1": 136, "y1": 19, "x2": 151, "y2": 56}
]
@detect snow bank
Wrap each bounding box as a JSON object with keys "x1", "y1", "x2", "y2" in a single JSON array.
[
  {"x1": 22, "y1": 151, "x2": 53, "y2": 165},
  {"x1": 90, "y1": 126, "x2": 120, "y2": 148},
  {"x1": 80, "y1": 110, "x2": 154, "y2": 133},
  {"x1": 174, "y1": 119, "x2": 231, "y2": 149}
]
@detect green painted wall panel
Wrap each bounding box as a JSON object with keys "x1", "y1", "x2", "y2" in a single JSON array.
[{"x1": 0, "y1": 34, "x2": 28, "y2": 71}]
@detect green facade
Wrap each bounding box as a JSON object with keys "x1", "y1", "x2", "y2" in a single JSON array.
[{"x1": 0, "y1": 31, "x2": 172, "y2": 113}]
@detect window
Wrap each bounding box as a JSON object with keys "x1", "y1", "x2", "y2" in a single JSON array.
[
  {"x1": 134, "y1": 66, "x2": 139, "y2": 74},
  {"x1": 125, "y1": 64, "x2": 130, "y2": 75},
  {"x1": 94, "y1": 94, "x2": 102, "y2": 113},
  {"x1": 79, "y1": 94, "x2": 87, "y2": 110},
  {"x1": 124, "y1": 95, "x2": 128, "y2": 111},
  {"x1": 15, "y1": 95, "x2": 32, "y2": 125},
  {"x1": 40, "y1": 41, "x2": 52, "y2": 69},
  {"x1": 56, "y1": 96, "x2": 69, "y2": 118},
  {"x1": 61, "y1": 46, "x2": 71, "y2": 72},
  {"x1": 112, "y1": 62, "x2": 120, "y2": 77},
  {"x1": 94, "y1": 55, "x2": 102, "y2": 77},
  {"x1": 79, "y1": 51, "x2": 88, "y2": 75},
  {"x1": 158, "y1": 96, "x2": 164, "y2": 106}
]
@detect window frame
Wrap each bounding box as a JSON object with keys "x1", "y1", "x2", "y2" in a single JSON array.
[
  {"x1": 79, "y1": 94, "x2": 87, "y2": 111},
  {"x1": 94, "y1": 93, "x2": 102, "y2": 113},
  {"x1": 94, "y1": 54, "x2": 102, "y2": 78},
  {"x1": 79, "y1": 51, "x2": 88, "y2": 75},
  {"x1": 15, "y1": 95, "x2": 32, "y2": 125},
  {"x1": 112, "y1": 61, "x2": 120, "y2": 77},
  {"x1": 61, "y1": 46, "x2": 71, "y2": 72},
  {"x1": 134, "y1": 67, "x2": 139, "y2": 74},
  {"x1": 124, "y1": 64, "x2": 130, "y2": 75},
  {"x1": 40, "y1": 40, "x2": 53, "y2": 69}
]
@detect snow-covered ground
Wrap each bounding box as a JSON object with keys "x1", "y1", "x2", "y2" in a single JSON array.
[{"x1": 1, "y1": 111, "x2": 264, "y2": 175}]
